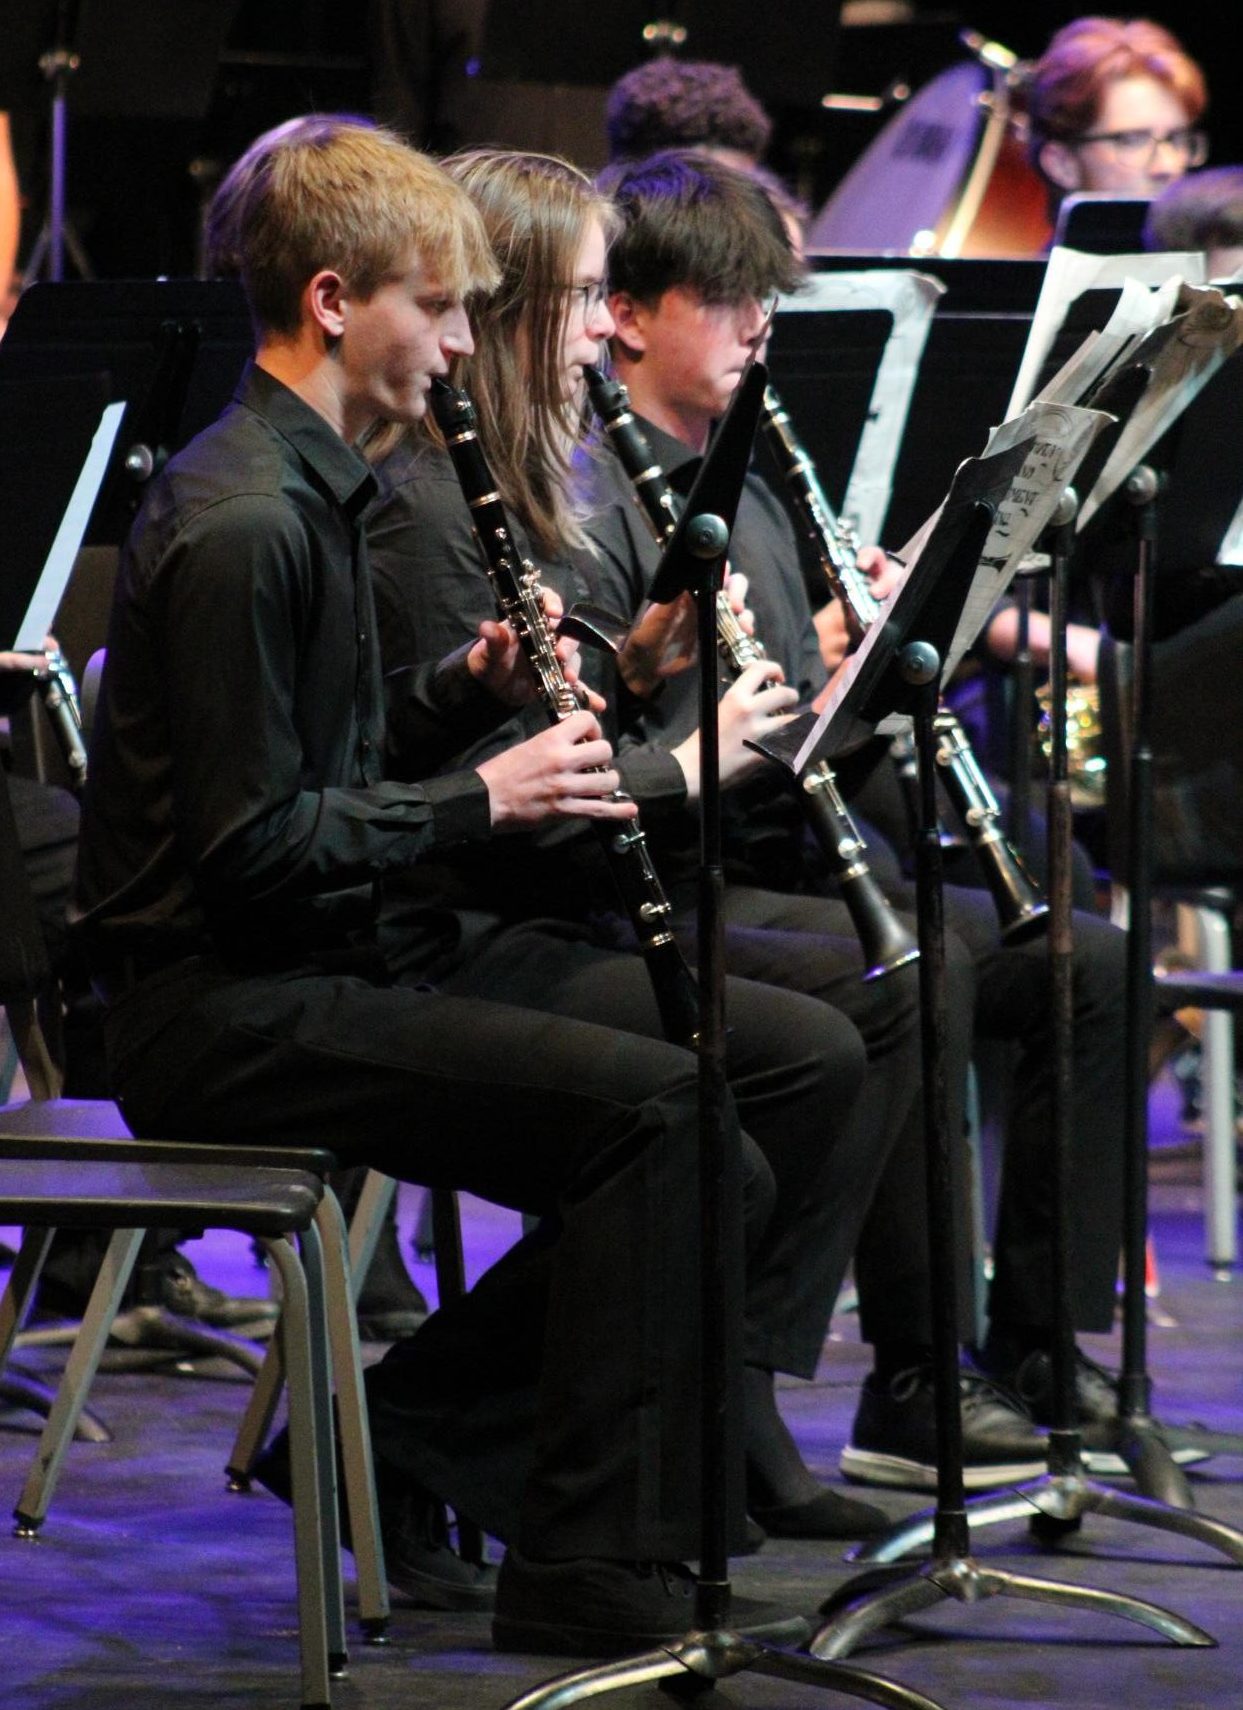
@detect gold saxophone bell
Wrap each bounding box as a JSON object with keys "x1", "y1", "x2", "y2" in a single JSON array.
[{"x1": 1034, "y1": 679, "x2": 1106, "y2": 809}]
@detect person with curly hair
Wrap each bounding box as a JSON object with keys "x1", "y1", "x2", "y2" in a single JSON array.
[{"x1": 605, "y1": 55, "x2": 772, "y2": 168}]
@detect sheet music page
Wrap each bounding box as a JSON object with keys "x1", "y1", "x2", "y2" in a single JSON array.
[
  {"x1": 781, "y1": 399, "x2": 1112, "y2": 772},
  {"x1": 1035, "y1": 275, "x2": 1176, "y2": 407},
  {"x1": 776, "y1": 268, "x2": 943, "y2": 543},
  {"x1": 1006, "y1": 246, "x2": 1205, "y2": 418},
  {"x1": 1077, "y1": 284, "x2": 1243, "y2": 528},
  {"x1": 13, "y1": 401, "x2": 126, "y2": 651},
  {"x1": 942, "y1": 401, "x2": 1114, "y2": 680}
]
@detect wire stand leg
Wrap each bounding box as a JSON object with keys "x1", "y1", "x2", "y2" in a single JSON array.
[
  {"x1": 499, "y1": 496, "x2": 949, "y2": 1710},
  {"x1": 847, "y1": 496, "x2": 1243, "y2": 1574},
  {"x1": 811, "y1": 642, "x2": 1214, "y2": 1660}
]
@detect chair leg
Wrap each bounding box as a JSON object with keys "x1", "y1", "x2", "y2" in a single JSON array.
[
  {"x1": 1181, "y1": 900, "x2": 1239, "y2": 1271},
  {"x1": 263, "y1": 1233, "x2": 336, "y2": 1710},
  {"x1": 226, "y1": 1170, "x2": 394, "y2": 1486},
  {"x1": 14, "y1": 1228, "x2": 145, "y2": 1534},
  {"x1": 0, "y1": 1227, "x2": 54, "y2": 1362},
  {"x1": 315, "y1": 1192, "x2": 389, "y2": 1637},
  {"x1": 345, "y1": 1170, "x2": 397, "y2": 1300},
  {"x1": 429, "y1": 1189, "x2": 485, "y2": 1566}
]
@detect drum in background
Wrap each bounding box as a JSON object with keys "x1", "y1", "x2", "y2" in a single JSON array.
[{"x1": 807, "y1": 59, "x2": 1052, "y2": 259}]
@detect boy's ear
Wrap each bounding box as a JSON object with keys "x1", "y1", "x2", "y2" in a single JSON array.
[
  {"x1": 306, "y1": 269, "x2": 349, "y2": 340},
  {"x1": 608, "y1": 291, "x2": 647, "y2": 357}
]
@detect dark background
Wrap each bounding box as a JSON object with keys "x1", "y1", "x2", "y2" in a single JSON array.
[{"x1": 2, "y1": 1, "x2": 1239, "y2": 282}]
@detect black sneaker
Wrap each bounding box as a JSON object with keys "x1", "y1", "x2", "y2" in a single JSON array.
[
  {"x1": 492, "y1": 1549, "x2": 809, "y2": 1657},
  {"x1": 839, "y1": 1364, "x2": 1049, "y2": 1491},
  {"x1": 749, "y1": 1487, "x2": 889, "y2": 1540},
  {"x1": 1001, "y1": 1347, "x2": 1210, "y2": 1477},
  {"x1": 354, "y1": 1219, "x2": 430, "y2": 1342},
  {"x1": 137, "y1": 1253, "x2": 279, "y2": 1332},
  {"x1": 252, "y1": 1429, "x2": 494, "y2": 1611}
]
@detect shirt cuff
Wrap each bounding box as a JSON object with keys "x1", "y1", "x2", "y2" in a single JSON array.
[
  {"x1": 423, "y1": 769, "x2": 492, "y2": 845},
  {"x1": 617, "y1": 745, "x2": 689, "y2": 817}
]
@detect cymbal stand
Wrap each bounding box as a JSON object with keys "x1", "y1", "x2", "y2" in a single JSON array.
[
  {"x1": 501, "y1": 396, "x2": 951, "y2": 1710},
  {"x1": 810, "y1": 599, "x2": 1217, "y2": 1663},
  {"x1": 840, "y1": 483, "x2": 1243, "y2": 1576}
]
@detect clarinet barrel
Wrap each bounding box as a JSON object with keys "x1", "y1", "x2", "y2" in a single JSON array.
[
  {"x1": 590, "y1": 365, "x2": 916, "y2": 981},
  {"x1": 760, "y1": 381, "x2": 1047, "y2": 942}
]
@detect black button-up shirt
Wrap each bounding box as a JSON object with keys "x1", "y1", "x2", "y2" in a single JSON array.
[{"x1": 74, "y1": 363, "x2": 495, "y2": 971}]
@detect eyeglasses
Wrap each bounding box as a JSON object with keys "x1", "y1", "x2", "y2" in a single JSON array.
[
  {"x1": 562, "y1": 278, "x2": 610, "y2": 318},
  {"x1": 1072, "y1": 126, "x2": 1208, "y2": 167}
]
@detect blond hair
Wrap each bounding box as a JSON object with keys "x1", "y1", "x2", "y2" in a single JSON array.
[
  {"x1": 442, "y1": 149, "x2": 618, "y2": 557},
  {"x1": 206, "y1": 114, "x2": 499, "y2": 337}
]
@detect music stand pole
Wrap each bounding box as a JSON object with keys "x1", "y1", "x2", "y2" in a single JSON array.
[
  {"x1": 501, "y1": 372, "x2": 949, "y2": 1710},
  {"x1": 842, "y1": 486, "x2": 1243, "y2": 1574},
  {"x1": 1107, "y1": 469, "x2": 1243, "y2": 1481},
  {"x1": 810, "y1": 504, "x2": 1218, "y2": 1661}
]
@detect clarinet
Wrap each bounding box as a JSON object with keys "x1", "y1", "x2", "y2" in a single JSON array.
[
  {"x1": 430, "y1": 377, "x2": 701, "y2": 1047},
  {"x1": 35, "y1": 647, "x2": 88, "y2": 792},
  {"x1": 586, "y1": 364, "x2": 918, "y2": 983},
  {"x1": 759, "y1": 383, "x2": 1048, "y2": 943}
]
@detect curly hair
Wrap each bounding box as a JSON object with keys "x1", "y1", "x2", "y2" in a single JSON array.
[{"x1": 605, "y1": 57, "x2": 772, "y2": 164}]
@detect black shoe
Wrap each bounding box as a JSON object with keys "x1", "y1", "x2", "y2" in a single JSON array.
[
  {"x1": 355, "y1": 1283, "x2": 429, "y2": 1344},
  {"x1": 750, "y1": 1487, "x2": 889, "y2": 1540},
  {"x1": 253, "y1": 1429, "x2": 494, "y2": 1611},
  {"x1": 355, "y1": 1223, "x2": 430, "y2": 1343},
  {"x1": 137, "y1": 1253, "x2": 279, "y2": 1331},
  {"x1": 998, "y1": 1347, "x2": 1210, "y2": 1476},
  {"x1": 491, "y1": 1548, "x2": 809, "y2": 1657},
  {"x1": 840, "y1": 1364, "x2": 1049, "y2": 1491}
]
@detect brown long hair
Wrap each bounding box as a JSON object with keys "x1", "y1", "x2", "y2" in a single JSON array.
[{"x1": 442, "y1": 149, "x2": 618, "y2": 557}]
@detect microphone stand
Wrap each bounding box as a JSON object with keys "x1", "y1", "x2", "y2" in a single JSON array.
[
  {"x1": 838, "y1": 483, "x2": 1243, "y2": 1581},
  {"x1": 501, "y1": 368, "x2": 948, "y2": 1710},
  {"x1": 24, "y1": 3, "x2": 95, "y2": 284},
  {"x1": 809, "y1": 498, "x2": 1217, "y2": 1663}
]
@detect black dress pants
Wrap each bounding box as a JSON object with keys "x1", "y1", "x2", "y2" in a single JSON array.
[
  {"x1": 101, "y1": 928, "x2": 864, "y2": 1560},
  {"x1": 855, "y1": 883, "x2": 1127, "y2": 1345}
]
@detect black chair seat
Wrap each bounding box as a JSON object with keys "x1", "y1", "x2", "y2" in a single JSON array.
[
  {"x1": 0, "y1": 1098, "x2": 336, "y2": 1177},
  {"x1": 0, "y1": 1159, "x2": 323, "y2": 1235},
  {"x1": 1155, "y1": 969, "x2": 1243, "y2": 1013}
]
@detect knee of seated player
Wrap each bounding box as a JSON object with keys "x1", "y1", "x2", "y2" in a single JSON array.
[
  {"x1": 740, "y1": 1132, "x2": 778, "y2": 1251},
  {"x1": 724, "y1": 977, "x2": 867, "y2": 1112},
  {"x1": 1069, "y1": 908, "x2": 1128, "y2": 1015}
]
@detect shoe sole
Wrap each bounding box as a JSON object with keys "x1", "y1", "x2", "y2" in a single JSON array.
[
  {"x1": 1082, "y1": 1445, "x2": 1213, "y2": 1476},
  {"x1": 388, "y1": 1563, "x2": 496, "y2": 1612},
  {"x1": 839, "y1": 1445, "x2": 1048, "y2": 1492},
  {"x1": 492, "y1": 1609, "x2": 808, "y2": 1658}
]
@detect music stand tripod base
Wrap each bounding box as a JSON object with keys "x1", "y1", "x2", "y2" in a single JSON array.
[
  {"x1": 500, "y1": 364, "x2": 952, "y2": 1710},
  {"x1": 810, "y1": 620, "x2": 1215, "y2": 1662},
  {"x1": 503, "y1": 1629, "x2": 949, "y2": 1710}
]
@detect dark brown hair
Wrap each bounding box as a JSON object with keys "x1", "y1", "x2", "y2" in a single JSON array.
[{"x1": 600, "y1": 149, "x2": 802, "y2": 309}]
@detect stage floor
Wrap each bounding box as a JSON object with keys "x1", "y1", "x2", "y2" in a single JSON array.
[{"x1": 1, "y1": 1074, "x2": 1240, "y2": 1710}]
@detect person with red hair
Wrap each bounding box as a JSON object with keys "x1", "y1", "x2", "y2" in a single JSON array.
[{"x1": 1023, "y1": 15, "x2": 1208, "y2": 204}]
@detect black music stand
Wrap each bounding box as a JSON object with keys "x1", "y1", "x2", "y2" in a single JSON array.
[
  {"x1": 751, "y1": 429, "x2": 1213, "y2": 1661},
  {"x1": 844, "y1": 355, "x2": 1243, "y2": 1573},
  {"x1": 501, "y1": 366, "x2": 947, "y2": 1710},
  {"x1": 0, "y1": 278, "x2": 251, "y2": 551}
]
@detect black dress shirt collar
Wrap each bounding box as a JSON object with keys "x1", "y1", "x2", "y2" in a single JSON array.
[{"x1": 237, "y1": 361, "x2": 378, "y2": 520}]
